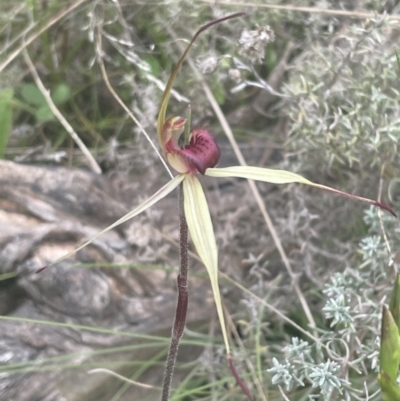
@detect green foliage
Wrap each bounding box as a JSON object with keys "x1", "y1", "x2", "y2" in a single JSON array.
[
  {"x1": 21, "y1": 83, "x2": 45, "y2": 106},
  {"x1": 389, "y1": 274, "x2": 400, "y2": 328},
  {"x1": 263, "y1": 205, "x2": 399, "y2": 400},
  {"x1": 379, "y1": 371, "x2": 400, "y2": 401},
  {"x1": 21, "y1": 83, "x2": 71, "y2": 122},
  {"x1": 51, "y1": 83, "x2": 71, "y2": 105},
  {"x1": 379, "y1": 305, "x2": 400, "y2": 384},
  {"x1": 284, "y1": 18, "x2": 400, "y2": 172},
  {"x1": 0, "y1": 88, "x2": 13, "y2": 158},
  {"x1": 378, "y1": 276, "x2": 400, "y2": 400}
]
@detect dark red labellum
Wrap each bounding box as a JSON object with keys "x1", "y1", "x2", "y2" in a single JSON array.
[{"x1": 180, "y1": 128, "x2": 221, "y2": 174}]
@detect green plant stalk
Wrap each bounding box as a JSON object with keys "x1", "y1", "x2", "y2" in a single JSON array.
[
  {"x1": 379, "y1": 305, "x2": 400, "y2": 382},
  {"x1": 379, "y1": 301, "x2": 400, "y2": 401},
  {"x1": 0, "y1": 88, "x2": 13, "y2": 158},
  {"x1": 378, "y1": 371, "x2": 400, "y2": 401},
  {"x1": 379, "y1": 306, "x2": 400, "y2": 382},
  {"x1": 389, "y1": 274, "x2": 400, "y2": 330}
]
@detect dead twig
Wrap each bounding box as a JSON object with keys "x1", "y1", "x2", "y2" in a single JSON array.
[{"x1": 23, "y1": 49, "x2": 102, "y2": 174}]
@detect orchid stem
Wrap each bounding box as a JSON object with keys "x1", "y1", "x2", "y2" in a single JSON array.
[{"x1": 161, "y1": 184, "x2": 189, "y2": 401}]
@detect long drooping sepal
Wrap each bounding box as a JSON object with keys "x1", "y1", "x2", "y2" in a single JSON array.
[
  {"x1": 156, "y1": 12, "x2": 246, "y2": 144},
  {"x1": 182, "y1": 174, "x2": 230, "y2": 355},
  {"x1": 206, "y1": 166, "x2": 396, "y2": 217},
  {"x1": 37, "y1": 174, "x2": 185, "y2": 273}
]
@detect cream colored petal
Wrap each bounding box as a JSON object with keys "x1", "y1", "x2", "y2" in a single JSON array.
[
  {"x1": 43, "y1": 174, "x2": 185, "y2": 269},
  {"x1": 206, "y1": 166, "x2": 396, "y2": 216},
  {"x1": 183, "y1": 174, "x2": 231, "y2": 355},
  {"x1": 205, "y1": 166, "x2": 313, "y2": 184}
]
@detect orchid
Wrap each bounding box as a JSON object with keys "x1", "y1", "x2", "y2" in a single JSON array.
[{"x1": 38, "y1": 12, "x2": 396, "y2": 400}]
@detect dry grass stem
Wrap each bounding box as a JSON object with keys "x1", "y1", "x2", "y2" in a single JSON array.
[
  {"x1": 88, "y1": 368, "x2": 160, "y2": 390},
  {"x1": 197, "y1": 0, "x2": 400, "y2": 20},
  {"x1": 96, "y1": 26, "x2": 173, "y2": 178},
  {"x1": 278, "y1": 385, "x2": 291, "y2": 401},
  {"x1": 23, "y1": 49, "x2": 102, "y2": 174}
]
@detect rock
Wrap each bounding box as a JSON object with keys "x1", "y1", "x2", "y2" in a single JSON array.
[{"x1": 0, "y1": 161, "x2": 212, "y2": 401}]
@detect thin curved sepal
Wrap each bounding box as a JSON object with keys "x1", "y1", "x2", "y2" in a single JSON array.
[
  {"x1": 205, "y1": 166, "x2": 396, "y2": 217},
  {"x1": 37, "y1": 174, "x2": 185, "y2": 273},
  {"x1": 156, "y1": 12, "x2": 246, "y2": 144}
]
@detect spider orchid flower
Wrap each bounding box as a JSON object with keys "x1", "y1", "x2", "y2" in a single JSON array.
[{"x1": 39, "y1": 13, "x2": 396, "y2": 366}]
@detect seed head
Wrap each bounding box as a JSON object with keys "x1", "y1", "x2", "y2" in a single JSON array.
[
  {"x1": 228, "y1": 68, "x2": 242, "y2": 83},
  {"x1": 238, "y1": 25, "x2": 275, "y2": 63},
  {"x1": 198, "y1": 56, "x2": 219, "y2": 74}
]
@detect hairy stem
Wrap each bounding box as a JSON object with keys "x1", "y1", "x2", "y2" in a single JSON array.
[{"x1": 161, "y1": 184, "x2": 189, "y2": 401}]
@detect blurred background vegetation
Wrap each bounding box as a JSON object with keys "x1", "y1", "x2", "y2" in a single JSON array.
[{"x1": 1, "y1": 1, "x2": 400, "y2": 400}]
